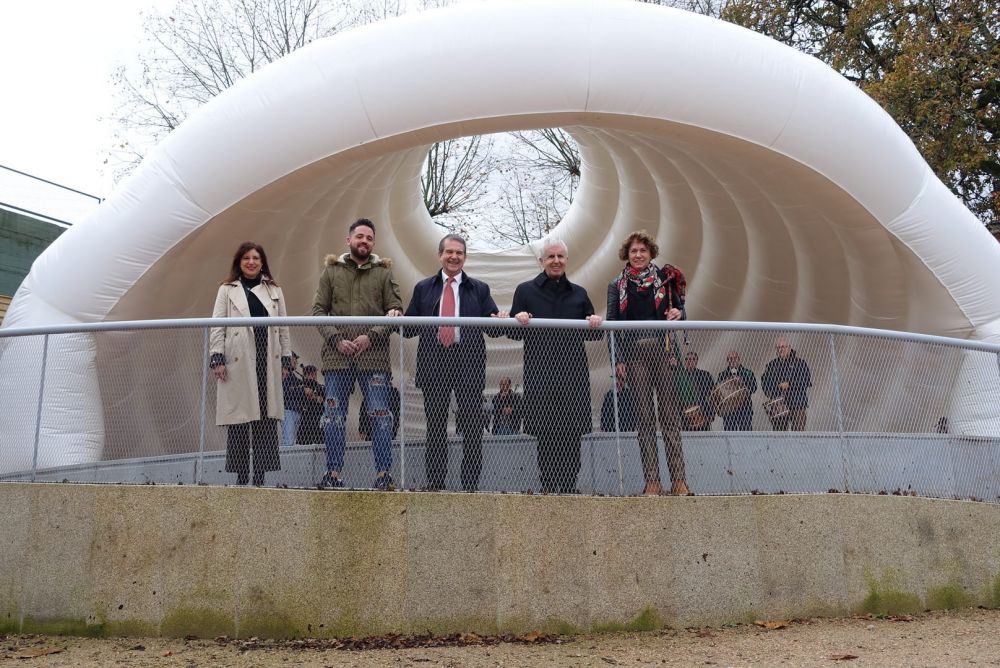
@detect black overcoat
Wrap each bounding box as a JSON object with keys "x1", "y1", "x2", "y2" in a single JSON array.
[{"x1": 510, "y1": 272, "x2": 601, "y2": 437}]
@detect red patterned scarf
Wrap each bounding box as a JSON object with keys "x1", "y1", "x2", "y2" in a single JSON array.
[{"x1": 617, "y1": 262, "x2": 686, "y2": 315}]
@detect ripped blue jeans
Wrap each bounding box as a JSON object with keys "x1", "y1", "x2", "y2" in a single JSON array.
[{"x1": 323, "y1": 368, "x2": 393, "y2": 474}]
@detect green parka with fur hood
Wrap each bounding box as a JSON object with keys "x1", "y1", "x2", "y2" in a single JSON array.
[{"x1": 311, "y1": 252, "x2": 403, "y2": 372}]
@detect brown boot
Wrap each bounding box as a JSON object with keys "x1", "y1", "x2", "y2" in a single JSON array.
[
  {"x1": 642, "y1": 480, "x2": 664, "y2": 496},
  {"x1": 671, "y1": 479, "x2": 691, "y2": 496}
]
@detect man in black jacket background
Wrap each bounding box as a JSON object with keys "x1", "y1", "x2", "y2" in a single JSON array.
[{"x1": 762, "y1": 337, "x2": 812, "y2": 431}]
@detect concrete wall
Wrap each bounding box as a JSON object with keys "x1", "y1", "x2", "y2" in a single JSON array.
[
  {"x1": 2, "y1": 483, "x2": 999, "y2": 638},
  {"x1": 5, "y1": 432, "x2": 999, "y2": 502}
]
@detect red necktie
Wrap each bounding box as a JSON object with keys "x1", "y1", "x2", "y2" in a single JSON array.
[{"x1": 438, "y1": 277, "x2": 455, "y2": 347}]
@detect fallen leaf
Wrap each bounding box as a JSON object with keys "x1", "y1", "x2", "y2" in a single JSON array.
[
  {"x1": 888, "y1": 615, "x2": 914, "y2": 622},
  {"x1": 521, "y1": 631, "x2": 542, "y2": 643},
  {"x1": 13, "y1": 647, "x2": 63, "y2": 658},
  {"x1": 695, "y1": 628, "x2": 715, "y2": 637},
  {"x1": 163, "y1": 650, "x2": 173, "y2": 656},
  {"x1": 829, "y1": 653, "x2": 859, "y2": 661},
  {"x1": 754, "y1": 620, "x2": 790, "y2": 630}
]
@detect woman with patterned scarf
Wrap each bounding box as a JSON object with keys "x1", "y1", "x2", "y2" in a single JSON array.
[{"x1": 605, "y1": 230, "x2": 690, "y2": 496}]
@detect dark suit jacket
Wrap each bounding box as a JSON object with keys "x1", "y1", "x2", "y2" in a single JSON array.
[{"x1": 404, "y1": 271, "x2": 499, "y2": 391}]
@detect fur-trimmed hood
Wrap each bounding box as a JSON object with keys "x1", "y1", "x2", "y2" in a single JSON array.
[{"x1": 325, "y1": 252, "x2": 393, "y2": 269}]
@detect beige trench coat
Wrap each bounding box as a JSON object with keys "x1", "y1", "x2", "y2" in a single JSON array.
[{"x1": 210, "y1": 279, "x2": 291, "y2": 426}]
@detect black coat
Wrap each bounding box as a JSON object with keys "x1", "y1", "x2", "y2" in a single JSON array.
[
  {"x1": 601, "y1": 385, "x2": 638, "y2": 432},
  {"x1": 686, "y1": 367, "x2": 716, "y2": 419},
  {"x1": 510, "y1": 272, "x2": 601, "y2": 437},
  {"x1": 404, "y1": 271, "x2": 499, "y2": 391},
  {"x1": 761, "y1": 351, "x2": 812, "y2": 410}
]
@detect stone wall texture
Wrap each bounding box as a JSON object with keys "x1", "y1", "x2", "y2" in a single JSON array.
[{"x1": 2, "y1": 483, "x2": 999, "y2": 638}]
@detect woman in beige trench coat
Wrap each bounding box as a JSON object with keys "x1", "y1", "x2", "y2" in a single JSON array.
[{"x1": 209, "y1": 242, "x2": 291, "y2": 485}]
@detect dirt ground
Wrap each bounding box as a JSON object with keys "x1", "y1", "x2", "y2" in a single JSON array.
[{"x1": 3, "y1": 608, "x2": 999, "y2": 667}]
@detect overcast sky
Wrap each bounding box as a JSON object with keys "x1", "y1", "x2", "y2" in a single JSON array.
[{"x1": 0, "y1": 1, "x2": 161, "y2": 198}]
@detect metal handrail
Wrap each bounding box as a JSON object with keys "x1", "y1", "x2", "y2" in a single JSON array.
[{"x1": 2, "y1": 317, "x2": 999, "y2": 354}]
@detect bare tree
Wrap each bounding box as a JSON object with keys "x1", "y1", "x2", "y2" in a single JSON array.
[
  {"x1": 108, "y1": 0, "x2": 395, "y2": 179},
  {"x1": 510, "y1": 128, "x2": 580, "y2": 191},
  {"x1": 486, "y1": 158, "x2": 573, "y2": 247},
  {"x1": 476, "y1": 128, "x2": 580, "y2": 248},
  {"x1": 421, "y1": 135, "x2": 496, "y2": 230},
  {"x1": 635, "y1": 0, "x2": 732, "y2": 17}
]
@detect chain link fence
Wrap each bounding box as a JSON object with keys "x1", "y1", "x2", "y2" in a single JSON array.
[{"x1": 1, "y1": 318, "x2": 998, "y2": 501}]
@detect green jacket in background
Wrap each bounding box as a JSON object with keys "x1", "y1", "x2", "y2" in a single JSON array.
[{"x1": 311, "y1": 252, "x2": 402, "y2": 372}]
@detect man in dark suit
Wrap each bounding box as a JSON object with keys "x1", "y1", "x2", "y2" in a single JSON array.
[{"x1": 404, "y1": 234, "x2": 507, "y2": 491}]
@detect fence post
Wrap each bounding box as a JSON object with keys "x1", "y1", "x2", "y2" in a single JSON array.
[
  {"x1": 827, "y1": 332, "x2": 849, "y2": 491},
  {"x1": 398, "y1": 323, "x2": 406, "y2": 490},
  {"x1": 609, "y1": 331, "x2": 625, "y2": 496},
  {"x1": 196, "y1": 328, "x2": 209, "y2": 485},
  {"x1": 30, "y1": 334, "x2": 50, "y2": 482}
]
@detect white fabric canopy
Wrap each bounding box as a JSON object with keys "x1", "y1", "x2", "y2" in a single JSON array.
[{"x1": 3, "y1": 0, "x2": 999, "y2": 470}]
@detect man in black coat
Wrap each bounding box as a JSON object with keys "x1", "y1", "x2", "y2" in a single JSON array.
[
  {"x1": 716, "y1": 350, "x2": 757, "y2": 431},
  {"x1": 297, "y1": 365, "x2": 325, "y2": 445},
  {"x1": 404, "y1": 234, "x2": 506, "y2": 491},
  {"x1": 681, "y1": 351, "x2": 716, "y2": 431},
  {"x1": 761, "y1": 337, "x2": 812, "y2": 431},
  {"x1": 601, "y1": 364, "x2": 637, "y2": 432},
  {"x1": 511, "y1": 238, "x2": 603, "y2": 494},
  {"x1": 490, "y1": 376, "x2": 524, "y2": 435}
]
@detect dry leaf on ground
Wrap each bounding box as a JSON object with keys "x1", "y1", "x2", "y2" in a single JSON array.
[{"x1": 13, "y1": 647, "x2": 63, "y2": 658}]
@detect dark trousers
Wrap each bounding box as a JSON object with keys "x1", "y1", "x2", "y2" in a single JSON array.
[
  {"x1": 723, "y1": 404, "x2": 754, "y2": 431},
  {"x1": 226, "y1": 418, "x2": 280, "y2": 485},
  {"x1": 421, "y1": 352, "x2": 485, "y2": 491},
  {"x1": 536, "y1": 430, "x2": 582, "y2": 494},
  {"x1": 770, "y1": 408, "x2": 807, "y2": 431}
]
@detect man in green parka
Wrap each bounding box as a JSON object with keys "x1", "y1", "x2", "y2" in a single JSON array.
[{"x1": 312, "y1": 218, "x2": 402, "y2": 490}]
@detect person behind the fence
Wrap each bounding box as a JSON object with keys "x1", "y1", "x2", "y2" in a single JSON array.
[
  {"x1": 491, "y1": 376, "x2": 523, "y2": 436},
  {"x1": 761, "y1": 336, "x2": 812, "y2": 431},
  {"x1": 311, "y1": 218, "x2": 403, "y2": 490},
  {"x1": 281, "y1": 361, "x2": 305, "y2": 446},
  {"x1": 680, "y1": 351, "x2": 716, "y2": 431},
  {"x1": 404, "y1": 234, "x2": 507, "y2": 491},
  {"x1": 297, "y1": 365, "x2": 325, "y2": 445},
  {"x1": 601, "y1": 363, "x2": 637, "y2": 432},
  {"x1": 209, "y1": 241, "x2": 290, "y2": 486},
  {"x1": 935, "y1": 416, "x2": 949, "y2": 434},
  {"x1": 716, "y1": 350, "x2": 757, "y2": 431},
  {"x1": 511, "y1": 238, "x2": 603, "y2": 494},
  {"x1": 605, "y1": 230, "x2": 690, "y2": 496}
]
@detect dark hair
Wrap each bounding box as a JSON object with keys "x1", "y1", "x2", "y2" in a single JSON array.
[
  {"x1": 303, "y1": 364, "x2": 317, "y2": 373},
  {"x1": 617, "y1": 230, "x2": 659, "y2": 262},
  {"x1": 224, "y1": 241, "x2": 276, "y2": 284},
  {"x1": 438, "y1": 234, "x2": 467, "y2": 254},
  {"x1": 350, "y1": 218, "x2": 376, "y2": 234}
]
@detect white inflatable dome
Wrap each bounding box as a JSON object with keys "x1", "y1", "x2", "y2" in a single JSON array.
[{"x1": 3, "y1": 0, "x2": 1000, "y2": 470}]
